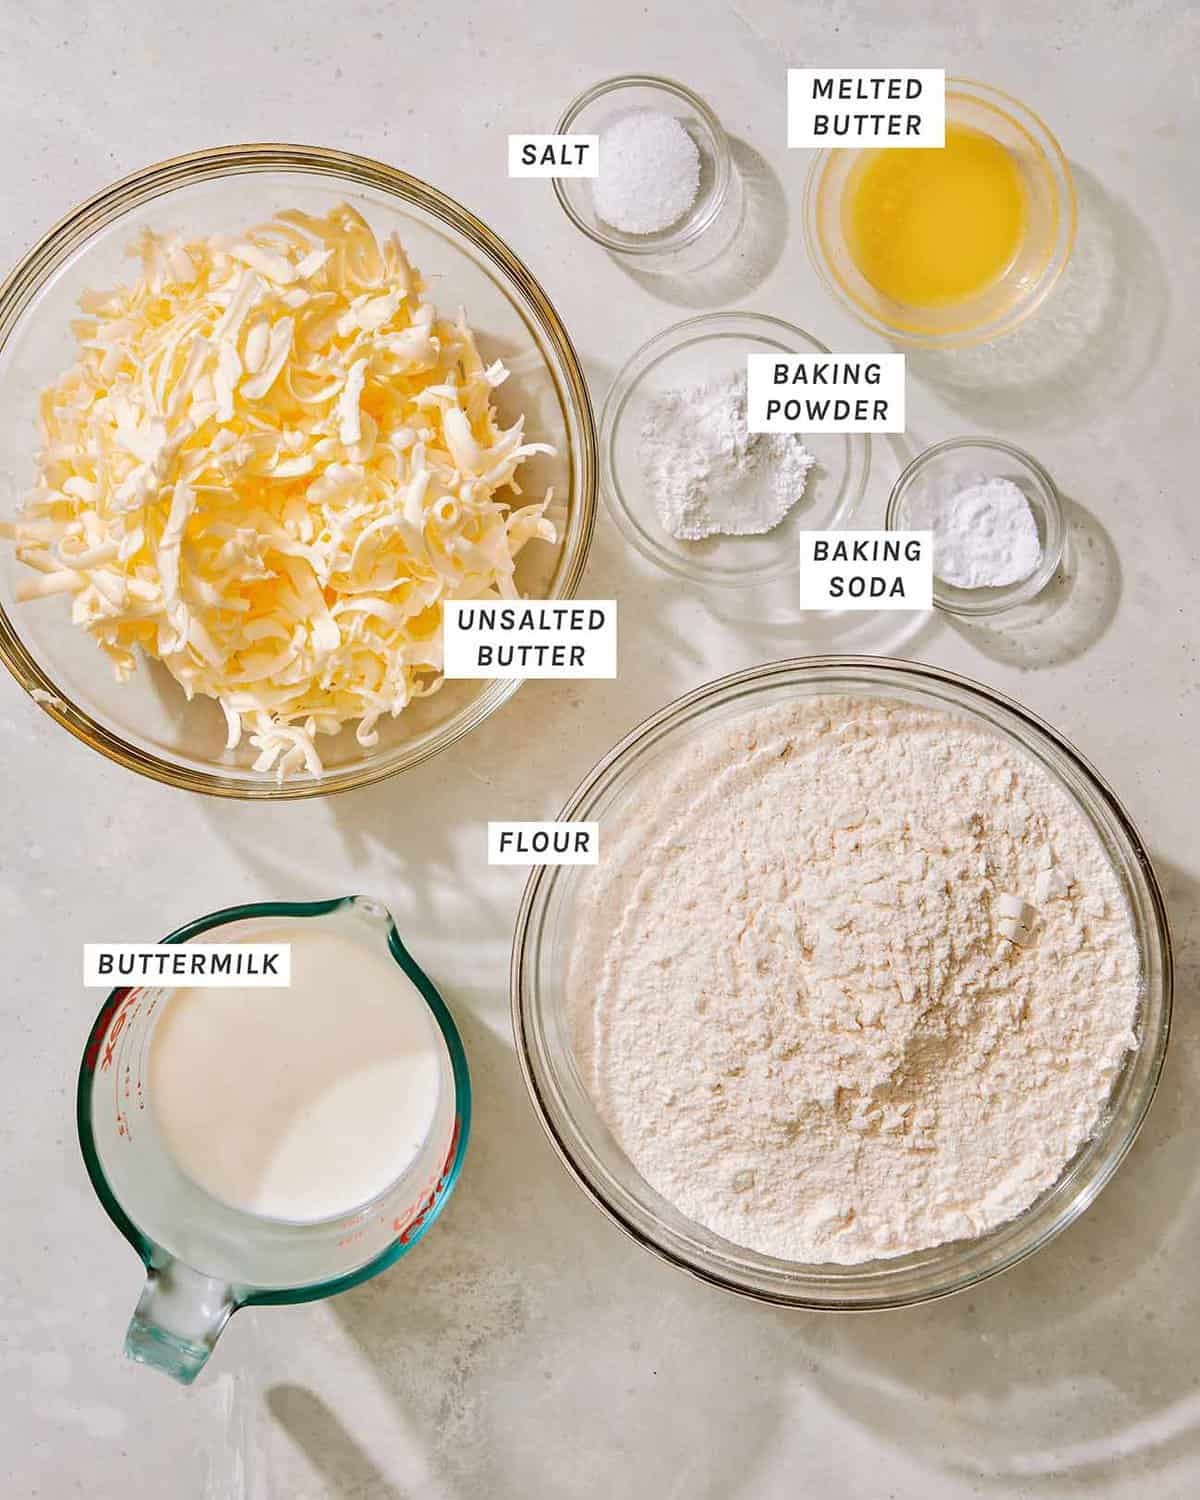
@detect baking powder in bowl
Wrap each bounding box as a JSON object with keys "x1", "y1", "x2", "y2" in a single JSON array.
[
  {"x1": 569, "y1": 696, "x2": 1140, "y2": 1264},
  {"x1": 640, "y1": 372, "x2": 816, "y2": 541}
]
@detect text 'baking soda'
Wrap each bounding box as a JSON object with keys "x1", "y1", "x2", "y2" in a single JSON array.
[{"x1": 799, "y1": 531, "x2": 933, "y2": 610}]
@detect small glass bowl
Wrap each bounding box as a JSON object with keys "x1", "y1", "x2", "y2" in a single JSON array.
[
  {"x1": 600, "y1": 312, "x2": 870, "y2": 588},
  {"x1": 887, "y1": 437, "x2": 1065, "y2": 617},
  {"x1": 803, "y1": 79, "x2": 1076, "y2": 348},
  {"x1": 511, "y1": 657, "x2": 1172, "y2": 1310},
  {"x1": 554, "y1": 75, "x2": 738, "y2": 265}
]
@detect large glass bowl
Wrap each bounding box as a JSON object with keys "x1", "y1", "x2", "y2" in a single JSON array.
[
  {"x1": 0, "y1": 145, "x2": 597, "y2": 797},
  {"x1": 512, "y1": 657, "x2": 1172, "y2": 1310}
]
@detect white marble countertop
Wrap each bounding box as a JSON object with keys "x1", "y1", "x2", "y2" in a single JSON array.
[{"x1": 2, "y1": 2, "x2": 1198, "y2": 1495}]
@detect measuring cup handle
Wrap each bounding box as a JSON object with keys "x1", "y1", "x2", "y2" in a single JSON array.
[{"x1": 124, "y1": 1257, "x2": 237, "y2": 1385}]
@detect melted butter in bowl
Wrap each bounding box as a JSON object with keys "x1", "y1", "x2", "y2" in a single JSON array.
[
  {"x1": 843, "y1": 122, "x2": 1028, "y2": 308},
  {"x1": 803, "y1": 80, "x2": 1076, "y2": 346}
]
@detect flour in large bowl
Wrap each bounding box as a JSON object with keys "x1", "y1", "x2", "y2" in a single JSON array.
[{"x1": 569, "y1": 695, "x2": 1140, "y2": 1264}]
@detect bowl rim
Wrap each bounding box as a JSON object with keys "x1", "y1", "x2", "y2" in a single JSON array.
[
  {"x1": 0, "y1": 142, "x2": 598, "y2": 799},
  {"x1": 598, "y1": 310, "x2": 871, "y2": 587},
  {"x1": 885, "y1": 435, "x2": 1066, "y2": 617},
  {"x1": 510, "y1": 654, "x2": 1173, "y2": 1310},
  {"x1": 552, "y1": 74, "x2": 731, "y2": 254},
  {"x1": 802, "y1": 77, "x2": 1078, "y2": 349}
]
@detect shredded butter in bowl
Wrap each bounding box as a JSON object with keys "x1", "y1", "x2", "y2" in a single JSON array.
[{"x1": 1, "y1": 204, "x2": 556, "y2": 779}]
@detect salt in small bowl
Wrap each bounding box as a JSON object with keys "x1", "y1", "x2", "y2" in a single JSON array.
[{"x1": 553, "y1": 75, "x2": 742, "y2": 271}]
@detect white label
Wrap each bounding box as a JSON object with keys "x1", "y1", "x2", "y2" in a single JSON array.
[
  {"x1": 799, "y1": 531, "x2": 932, "y2": 610},
  {"x1": 787, "y1": 69, "x2": 945, "y2": 148},
  {"x1": 83, "y1": 943, "x2": 291, "y2": 988},
  {"x1": 488, "y1": 821, "x2": 599, "y2": 866},
  {"x1": 508, "y1": 134, "x2": 599, "y2": 177},
  {"x1": 443, "y1": 601, "x2": 617, "y2": 679},
  {"x1": 747, "y1": 353, "x2": 905, "y2": 433}
]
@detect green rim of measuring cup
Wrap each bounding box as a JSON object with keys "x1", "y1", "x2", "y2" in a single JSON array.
[{"x1": 75, "y1": 895, "x2": 472, "y2": 1309}]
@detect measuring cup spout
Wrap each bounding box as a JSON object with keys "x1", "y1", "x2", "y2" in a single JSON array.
[{"x1": 124, "y1": 1257, "x2": 236, "y2": 1384}]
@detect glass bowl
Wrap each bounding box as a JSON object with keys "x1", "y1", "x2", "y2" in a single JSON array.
[
  {"x1": 803, "y1": 79, "x2": 1076, "y2": 348},
  {"x1": 511, "y1": 657, "x2": 1172, "y2": 1310},
  {"x1": 599, "y1": 313, "x2": 870, "y2": 588},
  {"x1": 553, "y1": 76, "x2": 740, "y2": 267},
  {"x1": 886, "y1": 436, "x2": 1065, "y2": 617},
  {"x1": 0, "y1": 144, "x2": 597, "y2": 798}
]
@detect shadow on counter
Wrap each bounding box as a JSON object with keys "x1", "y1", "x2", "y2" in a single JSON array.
[
  {"x1": 944, "y1": 493, "x2": 1122, "y2": 670},
  {"x1": 707, "y1": 426, "x2": 937, "y2": 656},
  {"x1": 190, "y1": 474, "x2": 746, "y2": 934},
  {"x1": 314, "y1": 858, "x2": 1198, "y2": 1496},
  {"x1": 715, "y1": 445, "x2": 1120, "y2": 673},
  {"x1": 326, "y1": 1012, "x2": 792, "y2": 1500},
  {"x1": 267, "y1": 1386, "x2": 405, "y2": 1500},
  {"x1": 194, "y1": 433, "x2": 967, "y2": 931},
  {"x1": 611, "y1": 138, "x2": 788, "y2": 309},
  {"x1": 710, "y1": 580, "x2": 944, "y2": 660},
  {"x1": 255, "y1": 534, "x2": 1184, "y2": 1495},
  {"x1": 904, "y1": 167, "x2": 1169, "y2": 433},
  {"x1": 799, "y1": 854, "x2": 1200, "y2": 1488}
]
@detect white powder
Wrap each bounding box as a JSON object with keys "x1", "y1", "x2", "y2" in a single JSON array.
[
  {"x1": 592, "y1": 109, "x2": 701, "y2": 235},
  {"x1": 570, "y1": 696, "x2": 1140, "y2": 1265},
  {"x1": 640, "y1": 373, "x2": 817, "y2": 541},
  {"x1": 916, "y1": 475, "x2": 1044, "y2": 589}
]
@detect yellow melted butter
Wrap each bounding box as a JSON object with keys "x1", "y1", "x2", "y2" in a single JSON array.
[{"x1": 844, "y1": 122, "x2": 1028, "y2": 307}]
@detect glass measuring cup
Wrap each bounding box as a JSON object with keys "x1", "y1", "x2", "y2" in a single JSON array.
[{"x1": 77, "y1": 896, "x2": 470, "y2": 1384}]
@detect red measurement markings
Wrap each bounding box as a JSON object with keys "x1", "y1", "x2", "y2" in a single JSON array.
[
  {"x1": 393, "y1": 1115, "x2": 463, "y2": 1245},
  {"x1": 85, "y1": 989, "x2": 145, "y2": 1145},
  {"x1": 83, "y1": 988, "x2": 131, "y2": 1072},
  {"x1": 105, "y1": 993, "x2": 140, "y2": 1072},
  {"x1": 85, "y1": 988, "x2": 143, "y2": 1074},
  {"x1": 135, "y1": 996, "x2": 156, "y2": 1112}
]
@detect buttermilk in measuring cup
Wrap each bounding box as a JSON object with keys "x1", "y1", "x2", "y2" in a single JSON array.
[{"x1": 149, "y1": 922, "x2": 444, "y2": 1221}]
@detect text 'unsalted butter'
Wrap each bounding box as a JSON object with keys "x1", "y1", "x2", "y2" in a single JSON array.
[{"x1": 443, "y1": 601, "x2": 617, "y2": 679}]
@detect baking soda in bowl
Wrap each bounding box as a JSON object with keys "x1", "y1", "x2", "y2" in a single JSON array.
[
  {"x1": 917, "y1": 475, "x2": 1043, "y2": 589},
  {"x1": 149, "y1": 923, "x2": 446, "y2": 1222}
]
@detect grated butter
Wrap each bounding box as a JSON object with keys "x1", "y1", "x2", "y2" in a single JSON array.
[{"x1": 3, "y1": 204, "x2": 557, "y2": 778}]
